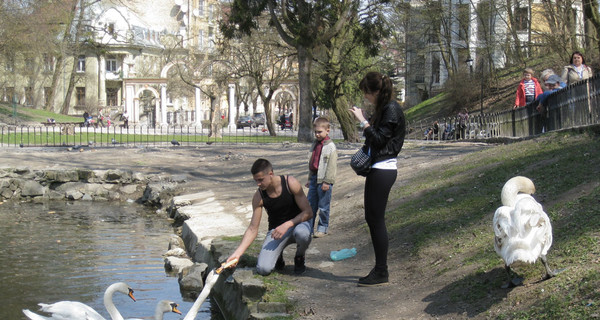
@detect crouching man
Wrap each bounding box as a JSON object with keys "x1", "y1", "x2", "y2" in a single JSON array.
[{"x1": 225, "y1": 158, "x2": 313, "y2": 275}]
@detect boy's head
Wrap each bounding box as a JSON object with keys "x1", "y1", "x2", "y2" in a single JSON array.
[
  {"x1": 523, "y1": 68, "x2": 534, "y2": 80},
  {"x1": 313, "y1": 117, "x2": 331, "y2": 141}
]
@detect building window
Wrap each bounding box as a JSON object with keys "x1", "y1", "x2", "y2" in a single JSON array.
[
  {"x1": 43, "y1": 54, "x2": 54, "y2": 72},
  {"x1": 77, "y1": 55, "x2": 86, "y2": 72},
  {"x1": 106, "y1": 56, "x2": 118, "y2": 72},
  {"x1": 76, "y1": 87, "x2": 86, "y2": 106},
  {"x1": 108, "y1": 22, "x2": 115, "y2": 37},
  {"x1": 432, "y1": 56, "x2": 440, "y2": 84},
  {"x1": 107, "y1": 88, "x2": 119, "y2": 106},
  {"x1": 198, "y1": 0, "x2": 204, "y2": 16},
  {"x1": 208, "y1": 27, "x2": 214, "y2": 48},
  {"x1": 514, "y1": 7, "x2": 528, "y2": 32},
  {"x1": 198, "y1": 30, "x2": 204, "y2": 49},
  {"x1": 5, "y1": 54, "x2": 14, "y2": 71},
  {"x1": 209, "y1": 4, "x2": 214, "y2": 21}
]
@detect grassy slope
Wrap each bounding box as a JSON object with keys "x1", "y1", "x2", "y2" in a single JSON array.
[
  {"x1": 0, "y1": 102, "x2": 82, "y2": 124},
  {"x1": 386, "y1": 130, "x2": 600, "y2": 318}
]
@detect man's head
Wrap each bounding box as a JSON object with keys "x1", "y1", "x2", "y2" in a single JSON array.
[
  {"x1": 313, "y1": 117, "x2": 330, "y2": 141},
  {"x1": 251, "y1": 158, "x2": 274, "y2": 190},
  {"x1": 544, "y1": 75, "x2": 562, "y2": 90}
]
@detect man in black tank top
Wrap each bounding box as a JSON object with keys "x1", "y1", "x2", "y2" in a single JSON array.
[{"x1": 225, "y1": 159, "x2": 313, "y2": 275}]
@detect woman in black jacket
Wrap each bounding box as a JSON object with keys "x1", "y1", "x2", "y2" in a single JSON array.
[{"x1": 349, "y1": 71, "x2": 406, "y2": 286}]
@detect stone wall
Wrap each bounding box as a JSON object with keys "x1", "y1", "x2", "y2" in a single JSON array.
[{"x1": 0, "y1": 167, "x2": 172, "y2": 202}]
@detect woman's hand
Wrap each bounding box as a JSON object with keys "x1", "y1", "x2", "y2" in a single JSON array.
[{"x1": 349, "y1": 106, "x2": 365, "y2": 122}]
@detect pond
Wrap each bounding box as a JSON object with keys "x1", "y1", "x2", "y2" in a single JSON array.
[{"x1": 0, "y1": 200, "x2": 212, "y2": 320}]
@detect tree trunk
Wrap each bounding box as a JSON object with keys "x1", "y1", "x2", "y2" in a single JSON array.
[
  {"x1": 208, "y1": 93, "x2": 222, "y2": 138},
  {"x1": 296, "y1": 45, "x2": 313, "y2": 142},
  {"x1": 60, "y1": 0, "x2": 85, "y2": 115},
  {"x1": 45, "y1": 55, "x2": 63, "y2": 111}
]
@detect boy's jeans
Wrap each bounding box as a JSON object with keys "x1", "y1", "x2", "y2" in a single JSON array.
[{"x1": 307, "y1": 174, "x2": 333, "y2": 234}]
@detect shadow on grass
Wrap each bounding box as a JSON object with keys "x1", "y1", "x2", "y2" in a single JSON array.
[{"x1": 422, "y1": 267, "x2": 513, "y2": 317}]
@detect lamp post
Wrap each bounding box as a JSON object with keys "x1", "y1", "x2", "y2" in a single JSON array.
[{"x1": 465, "y1": 57, "x2": 473, "y2": 75}]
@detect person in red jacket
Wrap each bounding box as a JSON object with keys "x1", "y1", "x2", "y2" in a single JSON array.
[{"x1": 513, "y1": 68, "x2": 542, "y2": 109}]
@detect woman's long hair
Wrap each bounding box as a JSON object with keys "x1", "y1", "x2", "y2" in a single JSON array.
[{"x1": 359, "y1": 71, "x2": 394, "y2": 124}]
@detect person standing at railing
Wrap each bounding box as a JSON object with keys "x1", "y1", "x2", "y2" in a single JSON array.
[
  {"x1": 561, "y1": 51, "x2": 593, "y2": 86},
  {"x1": 534, "y1": 74, "x2": 563, "y2": 133},
  {"x1": 457, "y1": 108, "x2": 469, "y2": 139},
  {"x1": 513, "y1": 68, "x2": 542, "y2": 109},
  {"x1": 540, "y1": 69, "x2": 567, "y2": 90}
]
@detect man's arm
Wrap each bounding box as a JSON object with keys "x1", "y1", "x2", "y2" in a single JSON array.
[
  {"x1": 226, "y1": 191, "x2": 263, "y2": 264},
  {"x1": 271, "y1": 175, "x2": 313, "y2": 240}
]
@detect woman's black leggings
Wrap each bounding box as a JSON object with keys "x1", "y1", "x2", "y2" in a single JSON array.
[{"x1": 364, "y1": 168, "x2": 397, "y2": 271}]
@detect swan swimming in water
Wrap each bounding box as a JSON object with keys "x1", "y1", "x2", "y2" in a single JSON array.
[
  {"x1": 125, "y1": 300, "x2": 182, "y2": 320},
  {"x1": 22, "y1": 282, "x2": 136, "y2": 320},
  {"x1": 493, "y1": 176, "x2": 558, "y2": 288}
]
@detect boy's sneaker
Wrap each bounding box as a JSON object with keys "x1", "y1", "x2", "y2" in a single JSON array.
[
  {"x1": 313, "y1": 231, "x2": 327, "y2": 238},
  {"x1": 294, "y1": 255, "x2": 306, "y2": 275},
  {"x1": 357, "y1": 268, "x2": 389, "y2": 286},
  {"x1": 275, "y1": 254, "x2": 285, "y2": 271}
]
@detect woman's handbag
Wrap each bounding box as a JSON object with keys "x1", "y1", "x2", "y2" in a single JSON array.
[{"x1": 350, "y1": 145, "x2": 372, "y2": 176}]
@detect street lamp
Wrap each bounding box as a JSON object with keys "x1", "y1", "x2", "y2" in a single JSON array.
[{"x1": 465, "y1": 57, "x2": 473, "y2": 74}]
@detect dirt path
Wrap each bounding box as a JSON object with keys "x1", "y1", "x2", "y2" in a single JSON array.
[{"x1": 0, "y1": 141, "x2": 490, "y2": 319}]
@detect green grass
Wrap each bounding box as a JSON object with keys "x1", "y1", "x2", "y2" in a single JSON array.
[
  {"x1": 0, "y1": 102, "x2": 81, "y2": 123},
  {"x1": 379, "y1": 130, "x2": 600, "y2": 318}
]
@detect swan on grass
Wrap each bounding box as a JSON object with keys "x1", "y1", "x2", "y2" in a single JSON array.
[
  {"x1": 493, "y1": 176, "x2": 559, "y2": 288},
  {"x1": 22, "y1": 282, "x2": 136, "y2": 320},
  {"x1": 126, "y1": 300, "x2": 181, "y2": 320}
]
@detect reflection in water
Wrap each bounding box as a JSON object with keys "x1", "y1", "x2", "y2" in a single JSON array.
[{"x1": 0, "y1": 201, "x2": 210, "y2": 320}]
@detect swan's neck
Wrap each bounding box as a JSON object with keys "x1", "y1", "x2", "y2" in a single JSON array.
[
  {"x1": 104, "y1": 285, "x2": 124, "y2": 320},
  {"x1": 501, "y1": 176, "x2": 536, "y2": 207},
  {"x1": 183, "y1": 270, "x2": 219, "y2": 320}
]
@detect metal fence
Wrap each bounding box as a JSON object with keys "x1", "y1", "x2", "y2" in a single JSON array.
[
  {"x1": 2, "y1": 74, "x2": 599, "y2": 147},
  {"x1": 0, "y1": 121, "x2": 351, "y2": 148},
  {"x1": 406, "y1": 73, "x2": 600, "y2": 141}
]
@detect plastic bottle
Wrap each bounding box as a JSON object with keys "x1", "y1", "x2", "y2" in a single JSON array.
[{"x1": 330, "y1": 247, "x2": 357, "y2": 261}]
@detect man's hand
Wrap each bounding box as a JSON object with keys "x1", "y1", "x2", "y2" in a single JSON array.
[
  {"x1": 321, "y1": 183, "x2": 330, "y2": 191},
  {"x1": 272, "y1": 221, "x2": 293, "y2": 240}
]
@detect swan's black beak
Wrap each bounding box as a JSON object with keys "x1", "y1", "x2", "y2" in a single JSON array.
[
  {"x1": 128, "y1": 288, "x2": 136, "y2": 302},
  {"x1": 171, "y1": 303, "x2": 182, "y2": 314}
]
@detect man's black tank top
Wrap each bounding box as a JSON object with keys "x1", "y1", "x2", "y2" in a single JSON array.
[{"x1": 259, "y1": 175, "x2": 300, "y2": 230}]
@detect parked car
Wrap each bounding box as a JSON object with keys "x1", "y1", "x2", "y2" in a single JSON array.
[
  {"x1": 236, "y1": 116, "x2": 254, "y2": 129},
  {"x1": 252, "y1": 113, "x2": 265, "y2": 126}
]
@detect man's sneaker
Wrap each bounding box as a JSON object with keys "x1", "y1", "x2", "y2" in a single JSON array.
[
  {"x1": 357, "y1": 268, "x2": 389, "y2": 286},
  {"x1": 275, "y1": 254, "x2": 285, "y2": 271},
  {"x1": 294, "y1": 255, "x2": 306, "y2": 275},
  {"x1": 313, "y1": 231, "x2": 327, "y2": 238}
]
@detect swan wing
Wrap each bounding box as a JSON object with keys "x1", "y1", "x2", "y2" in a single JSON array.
[
  {"x1": 493, "y1": 206, "x2": 513, "y2": 260},
  {"x1": 28, "y1": 301, "x2": 106, "y2": 320}
]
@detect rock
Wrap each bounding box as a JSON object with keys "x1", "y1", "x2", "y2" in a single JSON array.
[
  {"x1": 164, "y1": 256, "x2": 194, "y2": 274},
  {"x1": 21, "y1": 180, "x2": 45, "y2": 197},
  {"x1": 177, "y1": 262, "x2": 208, "y2": 294},
  {"x1": 168, "y1": 235, "x2": 186, "y2": 250},
  {"x1": 165, "y1": 247, "x2": 188, "y2": 257}
]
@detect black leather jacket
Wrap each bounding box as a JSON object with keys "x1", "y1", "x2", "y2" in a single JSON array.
[{"x1": 364, "y1": 100, "x2": 406, "y2": 164}]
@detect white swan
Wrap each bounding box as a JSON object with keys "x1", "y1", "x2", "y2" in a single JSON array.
[
  {"x1": 183, "y1": 259, "x2": 238, "y2": 320},
  {"x1": 493, "y1": 176, "x2": 558, "y2": 288},
  {"x1": 22, "y1": 282, "x2": 136, "y2": 320},
  {"x1": 126, "y1": 300, "x2": 182, "y2": 320}
]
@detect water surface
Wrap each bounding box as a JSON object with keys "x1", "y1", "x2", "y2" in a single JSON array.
[{"x1": 0, "y1": 201, "x2": 210, "y2": 319}]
